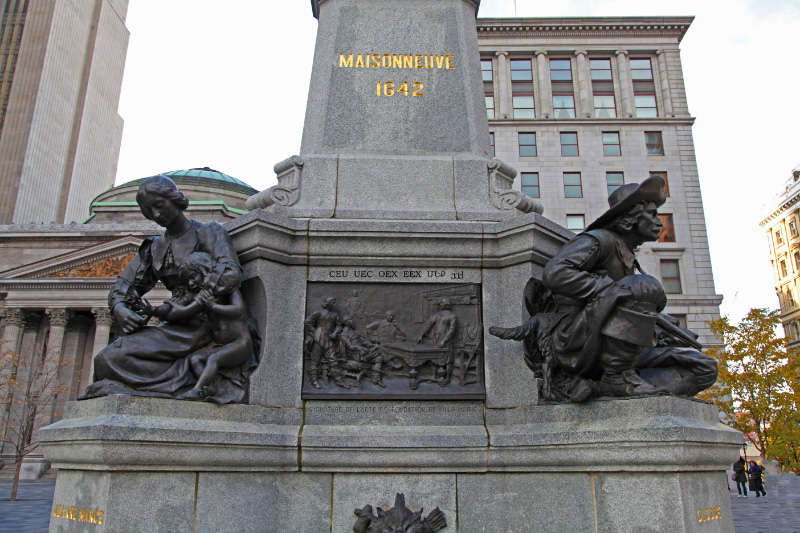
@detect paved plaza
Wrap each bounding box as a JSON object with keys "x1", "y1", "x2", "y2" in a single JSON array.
[{"x1": 1, "y1": 473, "x2": 799, "y2": 532}]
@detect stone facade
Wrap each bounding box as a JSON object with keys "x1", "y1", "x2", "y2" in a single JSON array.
[
  {"x1": 0, "y1": 0, "x2": 129, "y2": 225},
  {"x1": 476, "y1": 17, "x2": 722, "y2": 346},
  {"x1": 759, "y1": 165, "x2": 800, "y2": 349}
]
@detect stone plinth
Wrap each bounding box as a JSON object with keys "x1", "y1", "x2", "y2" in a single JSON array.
[
  {"x1": 40, "y1": 395, "x2": 741, "y2": 533},
  {"x1": 247, "y1": 0, "x2": 538, "y2": 221}
]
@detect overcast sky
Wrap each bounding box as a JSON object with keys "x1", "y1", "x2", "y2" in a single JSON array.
[{"x1": 115, "y1": 0, "x2": 800, "y2": 323}]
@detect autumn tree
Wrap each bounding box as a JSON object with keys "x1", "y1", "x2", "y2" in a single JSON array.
[
  {"x1": 1, "y1": 344, "x2": 72, "y2": 501},
  {"x1": 700, "y1": 308, "x2": 800, "y2": 474}
]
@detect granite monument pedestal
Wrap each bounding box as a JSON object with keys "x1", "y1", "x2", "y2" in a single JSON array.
[{"x1": 39, "y1": 0, "x2": 742, "y2": 530}]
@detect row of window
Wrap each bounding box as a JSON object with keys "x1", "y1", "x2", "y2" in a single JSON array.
[
  {"x1": 482, "y1": 55, "x2": 661, "y2": 120},
  {"x1": 772, "y1": 218, "x2": 799, "y2": 248},
  {"x1": 774, "y1": 250, "x2": 800, "y2": 282},
  {"x1": 489, "y1": 131, "x2": 665, "y2": 158},
  {"x1": 517, "y1": 170, "x2": 670, "y2": 201},
  {"x1": 560, "y1": 211, "x2": 675, "y2": 243}
]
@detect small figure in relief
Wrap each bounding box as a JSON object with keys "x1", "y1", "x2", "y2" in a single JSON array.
[
  {"x1": 366, "y1": 310, "x2": 407, "y2": 344},
  {"x1": 416, "y1": 299, "x2": 458, "y2": 384},
  {"x1": 304, "y1": 297, "x2": 346, "y2": 389},
  {"x1": 339, "y1": 315, "x2": 387, "y2": 388},
  {"x1": 149, "y1": 251, "x2": 253, "y2": 401}
]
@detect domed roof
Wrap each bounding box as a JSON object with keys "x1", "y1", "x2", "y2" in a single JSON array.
[
  {"x1": 107, "y1": 166, "x2": 258, "y2": 196},
  {"x1": 161, "y1": 167, "x2": 257, "y2": 194}
]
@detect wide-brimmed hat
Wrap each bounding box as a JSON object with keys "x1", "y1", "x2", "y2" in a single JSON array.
[{"x1": 585, "y1": 175, "x2": 667, "y2": 231}]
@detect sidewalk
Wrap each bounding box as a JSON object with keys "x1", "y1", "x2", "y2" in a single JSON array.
[
  {"x1": 2, "y1": 474, "x2": 800, "y2": 532},
  {"x1": 730, "y1": 473, "x2": 800, "y2": 533}
]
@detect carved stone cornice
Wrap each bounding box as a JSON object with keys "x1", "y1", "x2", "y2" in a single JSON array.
[
  {"x1": 47, "y1": 308, "x2": 72, "y2": 327},
  {"x1": 477, "y1": 17, "x2": 693, "y2": 43},
  {"x1": 92, "y1": 307, "x2": 114, "y2": 327}
]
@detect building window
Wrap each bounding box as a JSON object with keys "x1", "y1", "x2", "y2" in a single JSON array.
[
  {"x1": 671, "y1": 314, "x2": 688, "y2": 329},
  {"x1": 560, "y1": 132, "x2": 578, "y2": 156},
  {"x1": 794, "y1": 322, "x2": 800, "y2": 338},
  {"x1": 645, "y1": 132, "x2": 664, "y2": 155},
  {"x1": 594, "y1": 95, "x2": 616, "y2": 118},
  {"x1": 510, "y1": 58, "x2": 535, "y2": 119},
  {"x1": 521, "y1": 172, "x2": 539, "y2": 198},
  {"x1": 566, "y1": 214, "x2": 585, "y2": 233},
  {"x1": 660, "y1": 259, "x2": 682, "y2": 294},
  {"x1": 650, "y1": 171, "x2": 670, "y2": 197},
  {"x1": 781, "y1": 259, "x2": 788, "y2": 277},
  {"x1": 630, "y1": 58, "x2": 654, "y2": 80},
  {"x1": 512, "y1": 95, "x2": 535, "y2": 119},
  {"x1": 590, "y1": 59, "x2": 612, "y2": 80},
  {"x1": 788, "y1": 288, "x2": 795, "y2": 307},
  {"x1": 794, "y1": 251, "x2": 800, "y2": 270},
  {"x1": 631, "y1": 58, "x2": 658, "y2": 117},
  {"x1": 635, "y1": 94, "x2": 658, "y2": 117},
  {"x1": 658, "y1": 214, "x2": 675, "y2": 242},
  {"x1": 489, "y1": 132, "x2": 495, "y2": 157},
  {"x1": 791, "y1": 219, "x2": 798, "y2": 237},
  {"x1": 602, "y1": 132, "x2": 621, "y2": 156},
  {"x1": 776, "y1": 230, "x2": 784, "y2": 246},
  {"x1": 510, "y1": 59, "x2": 533, "y2": 81},
  {"x1": 481, "y1": 59, "x2": 493, "y2": 82},
  {"x1": 519, "y1": 133, "x2": 537, "y2": 157},
  {"x1": 550, "y1": 59, "x2": 572, "y2": 80},
  {"x1": 606, "y1": 172, "x2": 624, "y2": 195},
  {"x1": 485, "y1": 96, "x2": 495, "y2": 119},
  {"x1": 553, "y1": 95, "x2": 576, "y2": 118},
  {"x1": 564, "y1": 172, "x2": 582, "y2": 198}
]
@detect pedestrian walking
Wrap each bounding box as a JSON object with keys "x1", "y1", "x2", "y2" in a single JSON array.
[
  {"x1": 733, "y1": 457, "x2": 748, "y2": 498},
  {"x1": 748, "y1": 460, "x2": 767, "y2": 497}
]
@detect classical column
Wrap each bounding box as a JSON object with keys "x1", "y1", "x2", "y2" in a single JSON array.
[
  {"x1": 656, "y1": 50, "x2": 674, "y2": 117},
  {"x1": 494, "y1": 51, "x2": 510, "y2": 119},
  {"x1": 574, "y1": 50, "x2": 592, "y2": 118},
  {"x1": 60, "y1": 316, "x2": 93, "y2": 403},
  {"x1": 88, "y1": 307, "x2": 114, "y2": 381},
  {"x1": 39, "y1": 309, "x2": 72, "y2": 425},
  {"x1": 0, "y1": 309, "x2": 26, "y2": 433},
  {"x1": 535, "y1": 50, "x2": 552, "y2": 118},
  {"x1": 615, "y1": 50, "x2": 634, "y2": 117}
]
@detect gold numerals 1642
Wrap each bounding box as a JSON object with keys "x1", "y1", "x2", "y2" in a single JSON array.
[{"x1": 377, "y1": 81, "x2": 424, "y2": 97}]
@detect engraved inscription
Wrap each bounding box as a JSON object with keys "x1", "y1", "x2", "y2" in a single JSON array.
[
  {"x1": 53, "y1": 505, "x2": 104, "y2": 525},
  {"x1": 696, "y1": 506, "x2": 722, "y2": 523},
  {"x1": 307, "y1": 404, "x2": 480, "y2": 415},
  {"x1": 302, "y1": 282, "x2": 485, "y2": 400},
  {"x1": 338, "y1": 53, "x2": 455, "y2": 97}
]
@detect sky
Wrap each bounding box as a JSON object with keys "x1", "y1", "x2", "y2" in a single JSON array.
[{"x1": 115, "y1": 0, "x2": 800, "y2": 323}]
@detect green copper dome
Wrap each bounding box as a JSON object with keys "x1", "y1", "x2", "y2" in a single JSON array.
[{"x1": 160, "y1": 167, "x2": 257, "y2": 195}]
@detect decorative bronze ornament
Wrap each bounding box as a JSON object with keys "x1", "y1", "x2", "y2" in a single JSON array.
[{"x1": 353, "y1": 493, "x2": 446, "y2": 533}]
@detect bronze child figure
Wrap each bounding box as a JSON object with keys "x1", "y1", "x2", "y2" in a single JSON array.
[
  {"x1": 151, "y1": 251, "x2": 254, "y2": 401},
  {"x1": 490, "y1": 175, "x2": 717, "y2": 402}
]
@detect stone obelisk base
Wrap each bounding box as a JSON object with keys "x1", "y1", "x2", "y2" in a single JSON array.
[{"x1": 40, "y1": 395, "x2": 741, "y2": 532}]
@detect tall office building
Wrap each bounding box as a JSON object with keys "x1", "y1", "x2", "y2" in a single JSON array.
[
  {"x1": 476, "y1": 17, "x2": 722, "y2": 344},
  {"x1": 0, "y1": 0, "x2": 129, "y2": 225}
]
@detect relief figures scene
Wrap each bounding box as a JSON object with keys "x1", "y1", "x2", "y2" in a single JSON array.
[{"x1": 303, "y1": 282, "x2": 485, "y2": 399}]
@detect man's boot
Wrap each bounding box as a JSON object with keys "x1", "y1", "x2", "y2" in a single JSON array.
[
  {"x1": 598, "y1": 369, "x2": 667, "y2": 397},
  {"x1": 371, "y1": 368, "x2": 386, "y2": 388},
  {"x1": 309, "y1": 366, "x2": 321, "y2": 389}
]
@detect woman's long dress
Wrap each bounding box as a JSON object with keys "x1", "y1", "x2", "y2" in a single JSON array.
[{"x1": 86, "y1": 220, "x2": 257, "y2": 404}]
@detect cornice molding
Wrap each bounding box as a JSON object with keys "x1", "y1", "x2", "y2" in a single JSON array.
[
  {"x1": 759, "y1": 191, "x2": 800, "y2": 226},
  {"x1": 313, "y1": 0, "x2": 480, "y2": 19},
  {"x1": 476, "y1": 17, "x2": 693, "y2": 42}
]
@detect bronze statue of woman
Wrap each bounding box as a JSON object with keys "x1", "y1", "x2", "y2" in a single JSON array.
[{"x1": 84, "y1": 175, "x2": 258, "y2": 403}]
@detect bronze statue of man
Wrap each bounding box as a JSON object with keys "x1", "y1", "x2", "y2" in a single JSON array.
[{"x1": 491, "y1": 175, "x2": 717, "y2": 402}]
